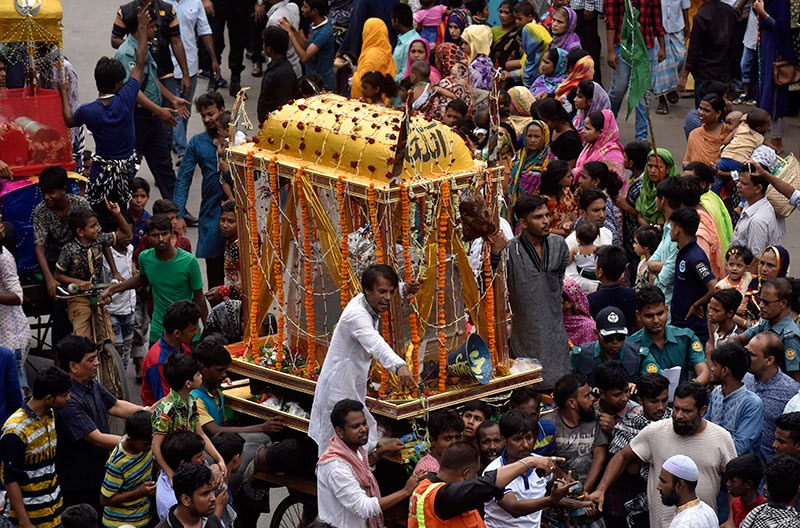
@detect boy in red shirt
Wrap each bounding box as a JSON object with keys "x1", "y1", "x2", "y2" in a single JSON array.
[{"x1": 726, "y1": 454, "x2": 766, "y2": 527}]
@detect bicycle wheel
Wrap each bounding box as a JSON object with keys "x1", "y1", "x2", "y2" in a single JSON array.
[
  {"x1": 98, "y1": 342, "x2": 130, "y2": 402},
  {"x1": 269, "y1": 494, "x2": 317, "y2": 528}
]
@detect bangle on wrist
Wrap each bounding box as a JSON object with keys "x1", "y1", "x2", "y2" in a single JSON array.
[{"x1": 519, "y1": 459, "x2": 533, "y2": 471}]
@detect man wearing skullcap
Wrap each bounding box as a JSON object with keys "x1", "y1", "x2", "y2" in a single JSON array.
[{"x1": 658, "y1": 455, "x2": 718, "y2": 528}]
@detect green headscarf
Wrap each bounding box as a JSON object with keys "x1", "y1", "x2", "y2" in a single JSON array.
[{"x1": 635, "y1": 148, "x2": 681, "y2": 224}]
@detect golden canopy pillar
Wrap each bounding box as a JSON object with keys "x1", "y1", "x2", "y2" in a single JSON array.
[{"x1": 225, "y1": 93, "x2": 528, "y2": 404}]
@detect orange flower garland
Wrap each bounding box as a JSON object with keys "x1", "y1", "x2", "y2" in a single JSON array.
[
  {"x1": 337, "y1": 177, "x2": 350, "y2": 309},
  {"x1": 269, "y1": 159, "x2": 285, "y2": 366},
  {"x1": 245, "y1": 153, "x2": 261, "y2": 356},
  {"x1": 400, "y1": 184, "x2": 420, "y2": 380},
  {"x1": 482, "y1": 243, "x2": 498, "y2": 369},
  {"x1": 368, "y1": 184, "x2": 390, "y2": 396},
  {"x1": 298, "y1": 170, "x2": 316, "y2": 376},
  {"x1": 438, "y1": 180, "x2": 451, "y2": 392}
]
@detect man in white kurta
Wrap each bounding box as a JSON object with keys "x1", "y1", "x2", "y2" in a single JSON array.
[
  {"x1": 309, "y1": 265, "x2": 418, "y2": 457},
  {"x1": 658, "y1": 455, "x2": 718, "y2": 528}
]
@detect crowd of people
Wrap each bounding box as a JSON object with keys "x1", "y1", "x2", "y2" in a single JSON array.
[{"x1": 0, "y1": 0, "x2": 799, "y2": 527}]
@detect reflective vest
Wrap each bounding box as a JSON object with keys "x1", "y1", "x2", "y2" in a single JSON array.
[{"x1": 408, "y1": 479, "x2": 485, "y2": 528}]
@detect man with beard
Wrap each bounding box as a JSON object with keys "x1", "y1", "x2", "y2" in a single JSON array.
[
  {"x1": 658, "y1": 455, "x2": 718, "y2": 528},
  {"x1": 316, "y1": 399, "x2": 424, "y2": 528},
  {"x1": 476, "y1": 420, "x2": 504, "y2": 471},
  {"x1": 588, "y1": 382, "x2": 736, "y2": 528},
  {"x1": 171, "y1": 91, "x2": 227, "y2": 287},
  {"x1": 548, "y1": 374, "x2": 607, "y2": 528},
  {"x1": 490, "y1": 193, "x2": 570, "y2": 389}
]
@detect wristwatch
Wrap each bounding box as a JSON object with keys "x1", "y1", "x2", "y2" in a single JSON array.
[{"x1": 256, "y1": 0, "x2": 264, "y2": 5}]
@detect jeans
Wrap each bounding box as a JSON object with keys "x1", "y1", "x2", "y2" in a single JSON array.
[
  {"x1": 134, "y1": 110, "x2": 176, "y2": 200},
  {"x1": 162, "y1": 75, "x2": 198, "y2": 158},
  {"x1": 741, "y1": 47, "x2": 757, "y2": 85},
  {"x1": 132, "y1": 292, "x2": 150, "y2": 360},
  {"x1": 13, "y1": 348, "x2": 28, "y2": 394},
  {"x1": 110, "y1": 312, "x2": 135, "y2": 370},
  {"x1": 609, "y1": 44, "x2": 654, "y2": 141}
]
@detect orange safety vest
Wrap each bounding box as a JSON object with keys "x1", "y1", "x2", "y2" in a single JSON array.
[{"x1": 408, "y1": 478, "x2": 486, "y2": 528}]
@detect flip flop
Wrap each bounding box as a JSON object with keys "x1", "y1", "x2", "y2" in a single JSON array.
[{"x1": 656, "y1": 102, "x2": 669, "y2": 114}]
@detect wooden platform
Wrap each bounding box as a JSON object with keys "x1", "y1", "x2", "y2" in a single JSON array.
[{"x1": 228, "y1": 358, "x2": 543, "y2": 420}]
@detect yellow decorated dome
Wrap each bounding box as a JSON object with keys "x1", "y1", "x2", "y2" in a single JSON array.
[{"x1": 256, "y1": 94, "x2": 478, "y2": 185}]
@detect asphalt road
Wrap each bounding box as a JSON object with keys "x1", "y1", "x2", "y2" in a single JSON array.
[{"x1": 57, "y1": 2, "x2": 800, "y2": 524}]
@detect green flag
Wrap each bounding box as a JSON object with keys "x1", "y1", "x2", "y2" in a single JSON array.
[{"x1": 619, "y1": 0, "x2": 650, "y2": 119}]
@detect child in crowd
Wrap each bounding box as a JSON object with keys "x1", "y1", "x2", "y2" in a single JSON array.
[
  {"x1": 443, "y1": 99, "x2": 469, "y2": 127},
  {"x1": 725, "y1": 110, "x2": 743, "y2": 131},
  {"x1": 717, "y1": 245, "x2": 754, "y2": 298},
  {"x1": 0, "y1": 367, "x2": 72, "y2": 528},
  {"x1": 413, "y1": 410, "x2": 465, "y2": 474},
  {"x1": 569, "y1": 219, "x2": 599, "y2": 280},
  {"x1": 414, "y1": 0, "x2": 448, "y2": 43},
  {"x1": 476, "y1": 420, "x2": 504, "y2": 470},
  {"x1": 155, "y1": 431, "x2": 206, "y2": 520},
  {"x1": 151, "y1": 354, "x2": 226, "y2": 484},
  {"x1": 360, "y1": 71, "x2": 399, "y2": 107},
  {"x1": 706, "y1": 288, "x2": 743, "y2": 354},
  {"x1": 461, "y1": 400, "x2": 491, "y2": 443},
  {"x1": 633, "y1": 225, "x2": 661, "y2": 292},
  {"x1": 409, "y1": 61, "x2": 433, "y2": 111},
  {"x1": 129, "y1": 177, "x2": 151, "y2": 250},
  {"x1": 62, "y1": 504, "x2": 98, "y2": 528},
  {"x1": 509, "y1": 386, "x2": 556, "y2": 455},
  {"x1": 210, "y1": 432, "x2": 245, "y2": 526},
  {"x1": 588, "y1": 245, "x2": 637, "y2": 334},
  {"x1": 103, "y1": 215, "x2": 137, "y2": 372},
  {"x1": 204, "y1": 202, "x2": 245, "y2": 343},
  {"x1": 55, "y1": 201, "x2": 131, "y2": 340},
  {"x1": 280, "y1": 0, "x2": 335, "y2": 91},
  {"x1": 141, "y1": 300, "x2": 201, "y2": 406},
  {"x1": 191, "y1": 339, "x2": 283, "y2": 436},
  {"x1": 718, "y1": 109, "x2": 771, "y2": 185},
  {"x1": 725, "y1": 454, "x2": 766, "y2": 527},
  {"x1": 100, "y1": 411, "x2": 155, "y2": 528}
]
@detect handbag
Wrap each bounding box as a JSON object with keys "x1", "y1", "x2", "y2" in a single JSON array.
[
  {"x1": 773, "y1": 60, "x2": 800, "y2": 87},
  {"x1": 766, "y1": 153, "x2": 800, "y2": 218}
]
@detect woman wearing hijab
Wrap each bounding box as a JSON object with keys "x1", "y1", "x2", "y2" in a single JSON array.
[
  {"x1": 402, "y1": 38, "x2": 442, "y2": 84},
  {"x1": 508, "y1": 120, "x2": 550, "y2": 209},
  {"x1": 634, "y1": 148, "x2": 681, "y2": 224},
  {"x1": 428, "y1": 43, "x2": 473, "y2": 122},
  {"x1": 461, "y1": 25, "x2": 494, "y2": 91},
  {"x1": 550, "y1": 7, "x2": 582, "y2": 52},
  {"x1": 520, "y1": 22, "x2": 553, "y2": 88},
  {"x1": 572, "y1": 80, "x2": 610, "y2": 132},
  {"x1": 743, "y1": 245, "x2": 791, "y2": 324},
  {"x1": 351, "y1": 18, "x2": 397, "y2": 101},
  {"x1": 507, "y1": 85, "x2": 535, "y2": 137},
  {"x1": 530, "y1": 47, "x2": 569, "y2": 97},
  {"x1": 444, "y1": 8, "x2": 471, "y2": 46},
  {"x1": 555, "y1": 53, "x2": 594, "y2": 99},
  {"x1": 562, "y1": 279, "x2": 596, "y2": 346},
  {"x1": 573, "y1": 109, "x2": 625, "y2": 188}
]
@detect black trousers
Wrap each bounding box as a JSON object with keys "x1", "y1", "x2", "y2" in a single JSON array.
[
  {"x1": 730, "y1": 17, "x2": 748, "y2": 83},
  {"x1": 575, "y1": 10, "x2": 603, "y2": 85},
  {"x1": 134, "y1": 111, "x2": 176, "y2": 201},
  {"x1": 207, "y1": 0, "x2": 251, "y2": 78},
  {"x1": 249, "y1": 11, "x2": 267, "y2": 64}
]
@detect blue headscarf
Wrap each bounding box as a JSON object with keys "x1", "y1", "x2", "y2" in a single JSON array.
[{"x1": 520, "y1": 22, "x2": 553, "y2": 89}]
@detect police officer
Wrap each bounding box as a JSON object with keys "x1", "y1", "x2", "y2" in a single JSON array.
[
  {"x1": 735, "y1": 278, "x2": 800, "y2": 383},
  {"x1": 571, "y1": 306, "x2": 662, "y2": 387},
  {"x1": 202, "y1": 0, "x2": 251, "y2": 96}
]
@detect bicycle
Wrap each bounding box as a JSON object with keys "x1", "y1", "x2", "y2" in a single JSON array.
[{"x1": 56, "y1": 281, "x2": 130, "y2": 401}]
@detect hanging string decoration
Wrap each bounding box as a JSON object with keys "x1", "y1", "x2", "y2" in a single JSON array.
[
  {"x1": 368, "y1": 184, "x2": 390, "y2": 396},
  {"x1": 400, "y1": 183, "x2": 421, "y2": 380}
]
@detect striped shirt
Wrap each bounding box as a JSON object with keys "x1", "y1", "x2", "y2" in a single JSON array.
[
  {"x1": 101, "y1": 437, "x2": 154, "y2": 528},
  {"x1": 0, "y1": 404, "x2": 63, "y2": 528}
]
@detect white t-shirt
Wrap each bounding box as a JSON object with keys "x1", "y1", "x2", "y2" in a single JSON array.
[
  {"x1": 565, "y1": 227, "x2": 613, "y2": 293},
  {"x1": 668, "y1": 500, "x2": 718, "y2": 528},
  {"x1": 630, "y1": 419, "x2": 736, "y2": 528},
  {"x1": 483, "y1": 454, "x2": 552, "y2": 528}
]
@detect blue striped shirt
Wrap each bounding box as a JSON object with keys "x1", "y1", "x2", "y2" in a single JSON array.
[{"x1": 101, "y1": 436, "x2": 153, "y2": 527}]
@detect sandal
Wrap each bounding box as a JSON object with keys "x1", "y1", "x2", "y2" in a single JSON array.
[{"x1": 656, "y1": 102, "x2": 669, "y2": 114}]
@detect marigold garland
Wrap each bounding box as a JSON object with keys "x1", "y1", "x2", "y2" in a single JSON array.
[
  {"x1": 245, "y1": 153, "x2": 261, "y2": 357},
  {"x1": 482, "y1": 243, "x2": 498, "y2": 369},
  {"x1": 337, "y1": 177, "x2": 350, "y2": 309},
  {"x1": 438, "y1": 180, "x2": 451, "y2": 392},
  {"x1": 368, "y1": 184, "x2": 390, "y2": 396},
  {"x1": 298, "y1": 169, "x2": 316, "y2": 376},
  {"x1": 400, "y1": 184, "x2": 420, "y2": 380},
  {"x1": 269, "y1": 159, "x2": 285, "y2": 366}
]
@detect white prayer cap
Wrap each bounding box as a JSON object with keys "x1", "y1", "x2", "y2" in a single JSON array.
[{"x1": 662, "y1": 455, "x2": 699, "y2": 482}]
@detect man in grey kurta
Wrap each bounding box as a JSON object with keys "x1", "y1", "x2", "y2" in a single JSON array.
[{"x1": 492, "y1": 194, "x2": 570, "y2": 389}]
